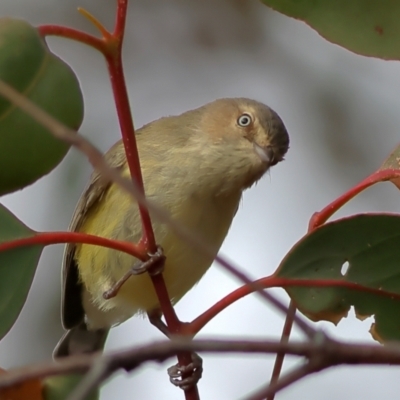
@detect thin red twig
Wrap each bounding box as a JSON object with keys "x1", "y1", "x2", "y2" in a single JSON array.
[
  {"x1": 266, "y1": 301, "x2": 297, "y2": 400},
  {"x1": 189, "y1": 275, "x2": 400, "y2": 335},
  {"x1": 0, "y1": 231, "x2": 147, "y2": 260},
  {"x1": 38, "y1": 25, "x2": 106, "y2": 53},
  {"x1": 39, "y1": 5, "x2": 156, "y2": 254},
  {"x1": 309, "y1": 169, "x2": 400, "y2": 231},
  {"x1": 269, "y1": 166, "x2": 400, "y2": 395},
  {"x1": 214, "y1": 255, "x2": 317, "y2": 338}
]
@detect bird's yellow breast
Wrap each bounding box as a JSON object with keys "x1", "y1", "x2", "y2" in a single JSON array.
[{"x1": 75, "y1": 166, "x2": 241, "y2": 329}]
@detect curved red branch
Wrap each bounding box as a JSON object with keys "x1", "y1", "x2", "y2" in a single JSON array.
[
  {"x1": 38, "y1": 25, "x2": 106, "y2": 53},
  {"x1": 0, "y1": 231, "x2": 147, "y2": 260},
  {"x1": 309, "y1": 169, "x2": 400, "y2": 231},
  {"x1": 188, "y1": 275, "x2": 400, "y2": 335}
]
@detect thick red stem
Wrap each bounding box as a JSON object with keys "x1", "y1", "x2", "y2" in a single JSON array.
[
  {"x1": 104, "y1": 54, "x2": 156, "y2": 253},
  {"x1": 40, "y1": 3, "x2": 198, "y2": 397}
]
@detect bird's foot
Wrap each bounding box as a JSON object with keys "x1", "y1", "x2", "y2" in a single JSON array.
[
  {"x1": 168, "y1": 353, "x2": 203, "y2": 390},
  {"x1": 131, "y1": 245, "x2": 165, "y2": 275},
  {"x1": 103, "y1": 246, "x2": 165, "y2": 299}
]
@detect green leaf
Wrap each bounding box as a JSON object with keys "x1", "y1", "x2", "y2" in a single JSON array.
[
  {"x1": 0, "y1": 203, "x2": 43, "y2": 340},
  {"x1": 0, "y1": 18, "x2": 84, "y2": 195},
  {"x1": 276, "y1": 214, "x2": 400, "y2": 342},
  {"x1": 260, "y1": 0, "x2": 400, "y2": 60}
]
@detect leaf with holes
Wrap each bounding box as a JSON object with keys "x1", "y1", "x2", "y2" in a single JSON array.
[
  {"x1": 260, "y1": 0, "x2": 400, "y2": 60},
  {"x1": 0, "y1": 203, "x2": 43, "y2": 340},
  {"x1": 275, "y1": 214, "x2": 400, "y2": 342}
]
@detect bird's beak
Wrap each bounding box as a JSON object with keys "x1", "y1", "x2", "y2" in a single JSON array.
[{"x1": 253, "y1": 143, "x2": 276, "y2": 165}]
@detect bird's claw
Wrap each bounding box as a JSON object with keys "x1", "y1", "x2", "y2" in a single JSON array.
[
  {"x1": 103, "y1": 246, "x2": 165, "y2": 299},
  {"x1": 167, "y1": 353, "x2": 203, "y2": 390},
  {"x1": 132, "y1": 245, "x2": 165, "y2": 276}
]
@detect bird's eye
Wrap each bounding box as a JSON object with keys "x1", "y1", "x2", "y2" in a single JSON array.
[{"x1": 237, "y1": 113, "x2": 252, "y2": 127}]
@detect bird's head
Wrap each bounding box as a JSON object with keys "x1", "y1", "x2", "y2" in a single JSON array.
[{"x1": 194, "y1": 98, "x2": 289, "y2": 191}]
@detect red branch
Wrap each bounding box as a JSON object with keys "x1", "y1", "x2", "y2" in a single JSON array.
[
  {"x1": 38, "y1": 2, "x2": 196, "y2": 398},
  {"x1": 0, "y1": 232, "x2": 147, "y2": 260},
  {"x1": 309, "y1": 168, "x2": 400, "y2": 231},
  {"x1": 188, "y1": 276, "x2": 400, "y2": 335},
  {"x1": 34, "y1": 7, "x2": 400, "y2": 398},
  {"x1": 104, "y1": 5, "x2": 188, "y2": 382},
  {"x1": 39, "y1": 2, "x2": 156, "y2": 253},
  {"x1": 267, "y1": 167, "x2": 400, "y2": 396},
  {"x1": 38, "y1": 25, "x2": 106, "y2": 53},
  {"x1": 267, "y1": 302, "x2": 297, "y2": 400},
  {"x1": 104, "y1": 54, "x2": 157, "y2": 252},
  {"x1": 114, "y1": 0, "x2": 128, "y2": 39}
]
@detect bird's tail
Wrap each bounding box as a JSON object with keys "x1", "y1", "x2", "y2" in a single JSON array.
[{"x1": 53, "y1": 322, "x2": 109, "y2": 359}]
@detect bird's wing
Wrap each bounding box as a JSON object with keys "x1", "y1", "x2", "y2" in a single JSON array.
[{"x1": 61, "y1": 140, "x2": 126, "y2": 329}]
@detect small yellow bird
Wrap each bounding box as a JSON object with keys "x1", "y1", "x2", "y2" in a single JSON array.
[{"x1": 54, "y1": 98, "x2": 289, "y2": 358}]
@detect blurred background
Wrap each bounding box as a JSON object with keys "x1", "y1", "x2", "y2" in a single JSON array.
[{"x1": 1, "y1": 0, "x2": 400, "y2": 398}]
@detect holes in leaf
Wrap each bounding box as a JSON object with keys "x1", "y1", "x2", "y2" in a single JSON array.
[{"x1": 341, "y1": 260, "x2": 350, "y2": 276}]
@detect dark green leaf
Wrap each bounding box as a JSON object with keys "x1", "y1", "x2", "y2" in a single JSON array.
[
  {"x1": 0, "y1": 18, "x2": 84, "y2": 195},
  {"x1": 0, "y1": 203, "x2": 43, "y2": 340},
  {"x1": 276, "y1": 214, "x2": 400, "y2": 342}
]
